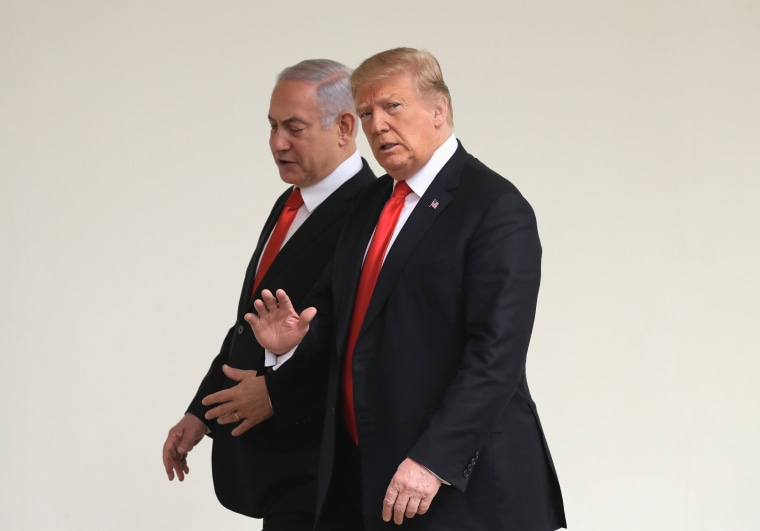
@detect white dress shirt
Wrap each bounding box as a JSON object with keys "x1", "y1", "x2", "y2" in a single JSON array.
[{"x1": 373, "y1": 133, "x2": 458, "y2": 264}]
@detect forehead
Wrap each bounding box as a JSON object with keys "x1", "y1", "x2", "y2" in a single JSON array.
[
  {"x1": 355, "y1": 73, "x2": 418, "y2": 103},
  {"x1": 269, "y1": 79, "x2": 320, "y2": 121}
]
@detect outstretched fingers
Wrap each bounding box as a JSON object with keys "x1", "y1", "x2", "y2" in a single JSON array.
[{"x1": 244, "y1": 288, "x2": 316, "y2": 353}]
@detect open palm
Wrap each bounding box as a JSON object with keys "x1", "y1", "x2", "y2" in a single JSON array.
[{"x1": 244, "y1": 289, "x2": 316, "y2": 353}]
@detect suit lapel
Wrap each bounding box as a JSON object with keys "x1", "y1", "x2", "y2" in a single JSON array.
[
  {"x1": 333, "y1": 176, "x2": 393, "y2": 355},
  {"x1": 238, "y1": 190, "x2": 290, "y2": 315},
  {"x1": 359, "y1": 145, "x2": 470, "y2": 336},
  {"x1": 248, "y1": 162, "x2": 375, "y2": 313}
]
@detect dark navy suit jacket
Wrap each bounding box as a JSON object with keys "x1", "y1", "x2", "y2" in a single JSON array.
[
  {"x1": 186, "y1": 162, "x2": 375, "y2": 519},
  {"x1": 282, "y1": 143, "x2": 566, "y2": 530}
]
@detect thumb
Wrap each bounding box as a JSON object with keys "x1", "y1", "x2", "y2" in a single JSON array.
[
  {"x1": 299, "y1": 307, "x2": 318, "y2": 328},
  {"x1": 221, "y1": 364, "x2": 245, "y2": 382},
  {"x1": 175, "y1": 432, "x2": 190, "y2": 454},
  {"x1": 244, "y1": 312, "x2": 258, "y2": 328}
]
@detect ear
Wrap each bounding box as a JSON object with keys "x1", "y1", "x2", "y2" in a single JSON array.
[
  {"x1": 432, "y1": 95, "x2": 448, "y2": 128},
  {"x1": 336, "y1": 111, "x2": 356, "y2": 146}
]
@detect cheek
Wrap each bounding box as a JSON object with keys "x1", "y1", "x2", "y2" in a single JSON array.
[{"x1": 291, "y1": 142, "x2": 306, "y2": 160}]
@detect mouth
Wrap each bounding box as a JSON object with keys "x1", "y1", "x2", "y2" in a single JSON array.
[{"x1": 378, "y1": 143, "x2": 398, "y2": 152}]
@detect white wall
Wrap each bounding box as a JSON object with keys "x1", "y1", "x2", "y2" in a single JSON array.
[{"x1": 1, "y1": 1, "x2": 758, "y2": 529}]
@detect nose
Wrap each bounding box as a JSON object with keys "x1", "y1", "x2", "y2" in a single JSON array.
[
  {"x1": 270, "y1": 130, "x2": 290, "y2": 152},
  {"x1": 368, "y1": 111, "x2": 388, "y2": 135}
]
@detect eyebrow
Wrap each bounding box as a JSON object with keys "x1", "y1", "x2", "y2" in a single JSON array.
[
  {"x1": 268, "y1": 114, "x2": 310, "y2": 127},
  {"x1": 358, "y1": 92, "x2": 403, "y2": 108}
]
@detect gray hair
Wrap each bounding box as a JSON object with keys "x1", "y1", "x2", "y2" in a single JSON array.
[{"x1": 277, "y1": 59, "x2": 356, "y2": 130}]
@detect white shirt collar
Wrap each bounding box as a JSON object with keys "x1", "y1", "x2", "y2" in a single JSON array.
[
  {"x1": 300, "y1": 150, "x2": 363, "y2": 212},
  {"x1": 398, "y1": 133, "x2": 458, "y2": 197}
]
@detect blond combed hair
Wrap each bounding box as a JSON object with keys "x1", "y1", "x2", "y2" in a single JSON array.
[{"x1": 351, "y1": 47, "x2": 454, "y2": 127}]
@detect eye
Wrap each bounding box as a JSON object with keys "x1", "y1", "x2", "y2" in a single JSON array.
[
  {"x1": 387, "y1": 102, "x2": 401, "y2": 112},
  {"x1": 269, "y1": 123, "x2": 278, "y2": 133},
  {"x1": 358, "y1": 109, "x2": 372, "y2": 120}
]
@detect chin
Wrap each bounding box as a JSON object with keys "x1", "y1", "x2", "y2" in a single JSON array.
[
  {"x1": 383, "y1": 164, "x2": 410, "y2": 179},
  {"x1": 376, "y1": 156, "x2": 400, "y2": 172},
  {"x1": 278, "y1": 172, "x2": 303, "y2": 185}
]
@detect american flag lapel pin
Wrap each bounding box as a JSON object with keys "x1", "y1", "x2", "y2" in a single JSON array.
[{"x1": 430, "y1": 199, "x2": 439, "y2": 209}]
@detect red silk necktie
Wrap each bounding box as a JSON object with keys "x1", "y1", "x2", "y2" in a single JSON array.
[
  {"x1": 252, "y1": 187, "x2": 304, "y2": 297},
  {"x1": 342, "y1": 180, "x2": 412, "y2": 444}
]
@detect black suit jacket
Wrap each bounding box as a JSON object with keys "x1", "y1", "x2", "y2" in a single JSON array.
[
  {"x1": 186, "y1": 161, "x2": 375, "y2": 519},
  {"x1": 288, "y1": 143, "x2": 565, "y2": 530}
]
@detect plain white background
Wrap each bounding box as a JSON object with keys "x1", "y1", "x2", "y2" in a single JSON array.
[{"x1": 1, "y1": 1, "x2": 758, "y2": 529}]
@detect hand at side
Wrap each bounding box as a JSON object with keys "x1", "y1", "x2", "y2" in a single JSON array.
[
  {"x1": 382, "y1": 458, "x2": 442, "y2": 525},
  {"x1": 162, "y1": 413, "x2": 207, "y2": 481}
]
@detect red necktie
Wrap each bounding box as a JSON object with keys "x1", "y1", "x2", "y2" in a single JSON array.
[
  {"x1": 342, "y1": 180, "x2": 412, "y2": 444},
  {"x1": 252, "y1": 187, "x2": 304, "y2": 297}
]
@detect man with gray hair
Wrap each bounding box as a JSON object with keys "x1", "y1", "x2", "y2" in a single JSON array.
[{"x1": 162, "y1": 58, "x2": 375, "y2": 531}]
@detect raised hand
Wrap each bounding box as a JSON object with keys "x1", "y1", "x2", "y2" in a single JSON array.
[
  {"x1": 244, "y1": 289, "x2": 316, "y2": 354},
  {"x1": 202, "y1": 364, "x2": 273, "y2": 436}
]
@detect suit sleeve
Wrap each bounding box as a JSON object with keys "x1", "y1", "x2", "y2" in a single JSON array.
[
  {"x1": 407, "y1": 188, "x2": 542, "y2": 491},
  {"x1": 264, "y1": 262, "x2": 336, "y2": 431},
  {"x1": 185, "y1": 326, "x2": 235, "y2": 435}
]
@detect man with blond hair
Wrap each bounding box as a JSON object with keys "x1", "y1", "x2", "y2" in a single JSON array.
[
  {"x1": 248, "y1": 48, "x2": 566, "y2": 530},
  {"x1": 162, "y1": 58, "x2": 375, "y2": 531}
]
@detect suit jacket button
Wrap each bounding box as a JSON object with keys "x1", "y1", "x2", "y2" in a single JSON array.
[
  {"x1": 467, "y1": 464, "x2": 473, "y2": 471},
  {"x1": 237, "y1": 325, "x2": 244, "y2": 335},
  {"x1": 463, "y1": 470, "x2": 470, "y2": 478},
  {"x1": 471, "y1": 458, "x2": 477, "y2": 465}
]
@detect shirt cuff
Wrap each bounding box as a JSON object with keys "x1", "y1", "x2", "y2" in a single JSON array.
[
  {"x1": 264, "y1": 347, "x2": 297, "y2": 371},
  {"x1": 424, "y1": 466, "x2": 451, "y2": 486}
]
